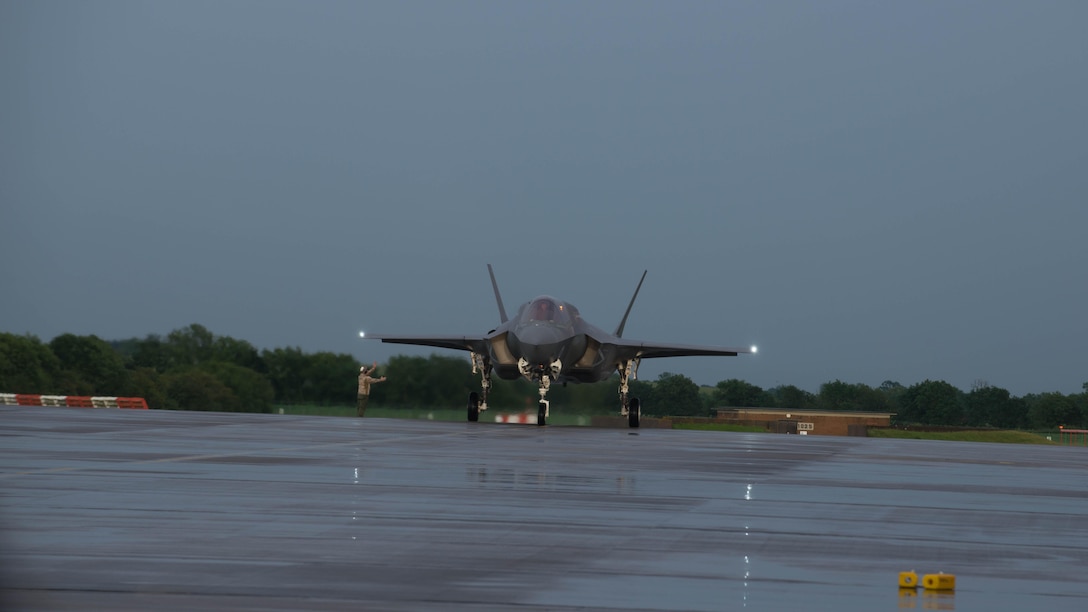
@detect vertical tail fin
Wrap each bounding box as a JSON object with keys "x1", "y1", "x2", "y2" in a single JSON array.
[
  {"x1": 487, "y1": 264, "x2": 508, "y2": 323},
  {"x1": 614, "y1": 270, "x2": 647, "y2": 337}
]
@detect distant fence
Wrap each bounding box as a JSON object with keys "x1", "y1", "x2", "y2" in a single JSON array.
[
  {"x1": 0, "y1": 393, "x2": 148, "y2": 409},
  {"x1": 1058, "y1": 427, "x2": 1088, "y2": 446}
]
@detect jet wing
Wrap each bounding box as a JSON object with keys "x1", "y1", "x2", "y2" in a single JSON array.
[
  {"x1": 363, "y1": 334, "x2": 488, "y2": 354},
  {"x1": 609, "y1": 339, "x2": 754, "y2": 360}
]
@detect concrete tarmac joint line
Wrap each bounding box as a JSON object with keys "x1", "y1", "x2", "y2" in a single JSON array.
[{"x1": 2, "y1": 406, "x2": 1088, "y2": 611}]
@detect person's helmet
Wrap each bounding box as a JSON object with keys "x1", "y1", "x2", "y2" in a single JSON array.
[{"x1": 360, "y1": 366, "x2": 366, "y2": 372}]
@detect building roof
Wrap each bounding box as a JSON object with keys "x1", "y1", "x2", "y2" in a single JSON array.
[{"x1": 716, "y1": 407, "x2": 896, "y2": 418}]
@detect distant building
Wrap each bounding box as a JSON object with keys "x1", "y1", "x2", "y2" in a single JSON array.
[{"x1": 715, "y1": 408, "x2": 893, "y2": 436}]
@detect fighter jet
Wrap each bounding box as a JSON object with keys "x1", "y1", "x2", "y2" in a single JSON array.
[{"x1": 362, "y1": 265, "x2": 755, "y2": 427}]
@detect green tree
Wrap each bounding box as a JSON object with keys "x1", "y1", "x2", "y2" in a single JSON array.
[
  {"x1": 819, "y1": 380, "x2": 858, "y2": 411},
  {"x1": 965, "y1": 385, "x2": 1025, "y2": 429},
  {"x1": 818, "y1": 380, "x2": 890, "y2": 412},
  {"x1": 166, "y1": 324, "x2": 217, "y2": 367},
  {"x1": 162, "y1": 369, "x2": 239, "y2": 411},
  {"x1": 262, "y1": 346, "x2": 311, "y2": 403},
  {"x1": 199, "y1": 362, "x2": 274, "y2": 413},
  {"x1": 485, "y1": 377, "x2": 537, "y2": 412},
  {"x1": 713, "y1": 379, "x2": 768, "y2": 407},
  {"x1": 375, "y1": 354, "x2": 474, "y2": 408},
  {"x1": 301, "y1": 351, "x2": 364, "y2": 405},
  {"x1": 879, "y1": 380, "x2": 905, "y2": 407},
  {"x1": 897, "y1": 380, "x2": 964, "y2": 425},
  {"x1": 374, "y1": 354, "x2": 427, "y2": 407},
  {"x1": 0, "y1": 333, "x2": 61, "y2": 393},
  {"x1": 1026, "y1": 392, "x2": 1079, "y2": 429},
  {"x1": 769, "y1": 385, "x2": 815, "y2": 410},
  {"x1": 649, "y1": 372, "x2": 703, "y2": 417},
  {"x1": 879, "y1": 380, "x2": 904, "y2": 392},
  {"x1": 123, "y1": 367, "x2": 169, "y2": 409},
  {"x1": 564, "y1": 378, "x2": 619, "y2": 414},
  {"x1": 543, "y1": 375, "x2": 618, "y2": 415},
  {"x1": 127, "y1": 334, "x2": 175, "y2": 372},
  {"x1": 212, "y1": 336, "x2": 264, "y2": 372},
  {"x1": 49, "y1": 333, "x2": 129, "y2": 395}
]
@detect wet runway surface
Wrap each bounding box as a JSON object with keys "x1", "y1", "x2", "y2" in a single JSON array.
[{"x1": 2, "y1": 406, "x2": 1087, "y2": 611}]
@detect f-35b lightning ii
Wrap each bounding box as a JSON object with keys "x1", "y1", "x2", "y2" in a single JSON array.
[{"x1": 362, "y1": 265, "x2": 755, "y2": 427}]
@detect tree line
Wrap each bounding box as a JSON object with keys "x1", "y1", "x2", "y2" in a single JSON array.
[
  {"x1": 1, "y1": 325, "x2": 1085, "y2": 429},
  {"x1": 0, "y1": 324, "x2": 354, "y2": 414},
  {"x1": 709, "y1": 377, "x2": 1087, "y2": 430}
]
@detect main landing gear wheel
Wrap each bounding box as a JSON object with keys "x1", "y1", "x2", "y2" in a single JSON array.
[
  {"x1": 628, "y1": 397, "x2": 641, "y2": 428},
  {"x1": 468, "y1": 392, "x2": 480, "y2": 422},
  {"x1": 537, "y1": 402, "x2": 547, "y2": 427}
]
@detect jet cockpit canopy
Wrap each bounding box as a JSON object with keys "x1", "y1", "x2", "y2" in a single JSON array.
[{"x1": 522, "y1": 296, "x2": 572, "y2": 327}]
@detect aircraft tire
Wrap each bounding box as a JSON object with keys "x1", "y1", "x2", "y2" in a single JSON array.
[
  {"x1": 537, "y1": 402, "x2": 547, "y2": 426},
  {"x1": 468, "y1": 392, "x2": 480, "y2": 422},
  {"x1": 628, "y1": 397, "x2": 641, "y2": 428}
]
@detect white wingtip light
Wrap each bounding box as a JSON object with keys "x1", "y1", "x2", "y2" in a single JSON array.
[
  {"x1": 359, "y1": 331, "x2": 366, "y2": 338},
  {"x1": 751, "y1": 345, "x2": 758, "y2": 354}
]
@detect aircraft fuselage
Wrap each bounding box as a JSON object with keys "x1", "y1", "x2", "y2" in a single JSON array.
[{"x1": 488, "y1": 295, "x2": 600, "y2": 384}]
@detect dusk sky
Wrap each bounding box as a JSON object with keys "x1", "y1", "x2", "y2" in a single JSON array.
[{"x1": 3, "y1": 1, "x2": 1085, "y2": 396}]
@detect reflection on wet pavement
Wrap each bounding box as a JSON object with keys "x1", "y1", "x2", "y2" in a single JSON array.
[{"x1": 2, "y1": 408, "x2": 1087, "y2": 610}]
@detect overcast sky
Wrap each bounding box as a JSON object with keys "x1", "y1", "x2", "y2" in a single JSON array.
[{"x1": 3, "y1": 1, "x2": 1085, "y2": 396}]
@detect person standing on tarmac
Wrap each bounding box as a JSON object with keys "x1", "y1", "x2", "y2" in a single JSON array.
[{"x1": 357, "y1": 361, "x2": 387, "y2": 417}]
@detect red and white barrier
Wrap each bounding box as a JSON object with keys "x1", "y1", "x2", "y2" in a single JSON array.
[
  {"x1": 0, "y1": 393, "x2": 148, "y2": 409},
  {"x1": 494, "y1": 413, "x2": 537, "y2": 424}
]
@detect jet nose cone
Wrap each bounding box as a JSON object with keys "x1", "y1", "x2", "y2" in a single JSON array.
[
  {"x1": 512, "y1": 324, "x2": 573, "y2": 366},
  {"x1": 523, "y1": 343, "x2": 562, "y2": 368},
  {"x1": 514, "y1": 323, "x2": 572, "y2": 348}
]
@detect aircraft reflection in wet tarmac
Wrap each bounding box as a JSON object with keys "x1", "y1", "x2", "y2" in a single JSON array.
[
  {"x1": 467, "y1": 467, "x2": 637, "y2": 495},
  {"x1": 363, "y1": 264, "x2": 755, "y2": 428}
]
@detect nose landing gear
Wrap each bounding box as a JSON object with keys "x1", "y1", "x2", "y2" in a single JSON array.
[
  {"x1": 536, "y1": 375, "x2": 552, "y2": 426},
  {"x1": 519, "y1": 358, "x2": 560, "y2": 426}
]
